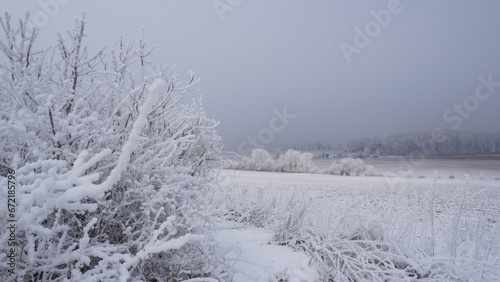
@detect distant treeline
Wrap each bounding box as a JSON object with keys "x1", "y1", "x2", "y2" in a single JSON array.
[{"x1": 300, "y1": 130, "x2": 500, "y2": 157}]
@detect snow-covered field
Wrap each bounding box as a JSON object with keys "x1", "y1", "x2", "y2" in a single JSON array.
[{"x1": 214, "y1": 157, "x2": 500, "y2": 281}]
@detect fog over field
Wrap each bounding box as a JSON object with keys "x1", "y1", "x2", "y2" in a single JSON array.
[{"x1": 1, "y1": 1, "x2": 500, "y2": 281}]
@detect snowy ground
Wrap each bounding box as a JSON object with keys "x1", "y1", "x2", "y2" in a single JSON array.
[
  {"x1": 214, "y1": 157, "x2": 500, "y2": 281},
  {"x1": 214, "y1": 226, "x2": 318, "y2": 282}
]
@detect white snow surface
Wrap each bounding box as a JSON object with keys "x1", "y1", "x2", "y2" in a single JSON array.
[
  {"x1": 215, "y1": 157, "x2": 500, "y2": 280},
  {"x1": 214, "y1": 227, "x2": 318, "y2": 282}
]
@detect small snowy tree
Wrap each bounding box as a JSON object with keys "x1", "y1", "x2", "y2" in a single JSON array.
[
  {"x1": 0, "y1": 14, "x2": 224, "y2": 281},
  {"x1": 230, "y1": 149, "x2": 317, "y2": 173},
  {"x1": 324, "y1": 158, "x2": 375, "y2": 176},
  {"x1": 277, "y1": 149, "x2": 316, "y2": 173},
  {"x1": 239, "y1": 148, "x2": 273, "y2": 171}
]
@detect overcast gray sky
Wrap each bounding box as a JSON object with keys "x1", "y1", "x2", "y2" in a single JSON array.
[{"x1": 4, "y1": 1, "x2": 500, "y2": 152}]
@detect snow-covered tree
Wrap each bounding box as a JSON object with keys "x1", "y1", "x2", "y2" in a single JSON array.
[
  {"x1": 276, "y1": 149, "x2": 315, "y2": 173},
  {"x1": 0, "y1": 13, "x2": 224, "y2": 281},
  {"x1": 229, "y1": 149, "x2": 317, "y2": 173},
  {"x1": 345, "y1": 130, "x2": 500, "y2": 157},
  {"x1": 240, "y1": 148, "x2": 274, "y2": 171},
  {"x1": 324, "y1": 158, "x2": 375, "y2": 176}
]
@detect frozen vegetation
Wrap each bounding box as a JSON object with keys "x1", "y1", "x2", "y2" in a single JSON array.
[
  {"x1": 1, "y1": 14, "x2": 499, "y2": 281},
  {"x1": 227, "y1": 149, "x2": 316, "y2": 173},
  {"x1": 0, "y1": 14, "x2": 225, "y2": 281},
  {"x1": 343, "y1": 130, "x2": 500, "y2": 157},
  {"x1": 226, "y1": 148, "x2": 376, "y2": 176}
]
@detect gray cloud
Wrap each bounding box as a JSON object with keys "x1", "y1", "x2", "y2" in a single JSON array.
[{"x1": 4, "y1": 0, "x2": 500, "y2": 151}]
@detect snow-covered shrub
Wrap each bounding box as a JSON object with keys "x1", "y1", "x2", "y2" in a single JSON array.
[
  {"x1": 222, "y1": 187, "x2": 277, "y2": 227},
  {"x1": 324, "y1": 158, "x2": 375, "y2": 176},
  {"x1": 237, "y1": 148, "x2": 274, "y2": 171},
  {"x1": 276, "y1": 149, "x2": 316, "y2": 173},
  {"x1": 228, "y1": 150, "x2": 379, "y2": 176},
  {"x1": 0, "y1": 14, "x2": 224, "y2": 281},
  {"x1": 227, "y1": 149, "x2": 317, "y2": 173}
]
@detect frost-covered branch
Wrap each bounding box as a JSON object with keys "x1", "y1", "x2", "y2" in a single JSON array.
[{"x1": 0, "y1": 14, "x2": 223, "y2": 281}]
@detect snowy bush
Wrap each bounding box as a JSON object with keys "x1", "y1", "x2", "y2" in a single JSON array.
[
  {"x1": 228, "y1": 150, "x2": 378, "y2": 176},
  {"x1": 227, "y1": 149, "x2": 317, "y2": 173},
  {"x1": 0, "y1": 14, "x2": 225, "y2": 281},
  {"x1": 236, "y1": 149, "x2": 274, "y2": 171},
  {"x1": 324, "y1": 158, "x2": 375, "y2": 176},
  {"x1": 276, "y1": 149, "x2": 316, "y2": 173}
]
